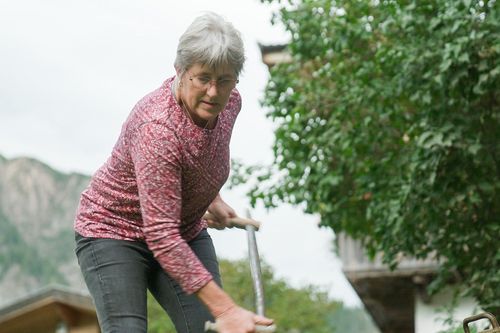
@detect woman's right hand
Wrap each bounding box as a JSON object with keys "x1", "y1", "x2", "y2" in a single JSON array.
[
  {"x1": 197, "y1": 281, "x2": 274, "y2": 333},
  {"x1": 215, "y1": 306, "x2": 274, "y2": 333}
]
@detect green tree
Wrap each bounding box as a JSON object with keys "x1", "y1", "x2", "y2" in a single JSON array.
[
  {"x1": 147, "y1": 258, "x2": 375, "y2": 333},
  {"x1": 0, "y1": 210, "x2": 67, "y2": 285},
  {"x1": 219, "y1": 258, "x2": 341, "y2": 333},
  {"x1": 236, "y1": 0, "x2": 499, "y2": 315}
]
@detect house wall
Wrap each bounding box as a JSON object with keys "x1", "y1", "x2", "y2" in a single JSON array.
[
  {"x1": 70, "y1": 314, "x2": 100, "y2": 333},
  {"x1": 415, "y1": 288, "x2": 479, "y2": 333}
]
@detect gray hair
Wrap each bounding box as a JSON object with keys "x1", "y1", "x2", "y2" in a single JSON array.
[{"x1": 174, "y1": 12, "x2": 245, "y2": 77}]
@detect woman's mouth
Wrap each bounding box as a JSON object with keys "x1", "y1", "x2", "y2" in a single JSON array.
[{"x1": 201, "y1": 101, "x2": 218, "y2": 108}]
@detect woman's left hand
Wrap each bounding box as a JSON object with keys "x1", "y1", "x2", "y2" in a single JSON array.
[{"x1": 206, "y1": 194, "x2": 237, "y2": 230}]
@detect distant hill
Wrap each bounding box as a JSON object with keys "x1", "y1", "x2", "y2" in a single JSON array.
[{"x1": 0, "y1": 154, "x2": 90, "y2": 305}]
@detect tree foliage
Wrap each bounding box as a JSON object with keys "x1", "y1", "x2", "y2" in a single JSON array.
[
  {"x1": 147, "y1": 258, "x2": 377, "y2": 333},
  {"x1": 0, "y1": 210, "x2": 67, "y2": 285},
  {"x1": 236, "y1": 0, "x2": 500, "y2": 314},
  {"x1": 219, "y1": 258, "x2": 341, "y2": 333}
]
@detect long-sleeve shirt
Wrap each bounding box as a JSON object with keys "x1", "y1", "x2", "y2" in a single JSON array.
[{"x1": 74, "y1": 76, "x2": 241, "y2": 294}]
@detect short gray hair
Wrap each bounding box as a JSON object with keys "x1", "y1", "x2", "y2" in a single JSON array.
[{"x1": 174, "y1": 12, "x2": 245, "y2": 77}]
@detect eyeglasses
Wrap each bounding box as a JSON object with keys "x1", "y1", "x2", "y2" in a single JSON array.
[{"x1": 188, "y1": 73, "x2": 239, "y2": 91}]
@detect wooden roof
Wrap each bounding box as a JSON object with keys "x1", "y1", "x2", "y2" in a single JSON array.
[
  {"x1": 258, "y1": 43, "x2": 291, "y2": 68},
  {"x1": 0, "y1": 285, "x2": 97, "y2": 333}
]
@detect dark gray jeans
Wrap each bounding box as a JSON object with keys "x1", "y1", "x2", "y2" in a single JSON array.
[{"x1": 75, "y1": 229, "x2": 221, "y2": 333}]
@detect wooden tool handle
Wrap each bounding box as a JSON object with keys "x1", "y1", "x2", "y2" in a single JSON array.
[
  {"x1": 204, "y1": 321, "x2": 276, "y2": 332},
  {"x1": 203, "y1": 213, "x2": 261, "y2": 231}
]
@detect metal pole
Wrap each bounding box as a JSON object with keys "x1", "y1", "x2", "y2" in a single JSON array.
[{"x1": 246, "y1": 211, "x2": 265, "y2": 316}]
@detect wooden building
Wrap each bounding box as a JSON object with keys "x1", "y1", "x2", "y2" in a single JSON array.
[{"x1": 0, "y1": 285, "x2": 99, "y2": 333}]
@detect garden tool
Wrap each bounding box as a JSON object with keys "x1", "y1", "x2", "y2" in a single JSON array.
[
  {"x1": 203, "y1": 212, "x2": 276, "y2": 333},
  {"x1": 463, "y1": 312, "x2": 500, "y2": 333}
]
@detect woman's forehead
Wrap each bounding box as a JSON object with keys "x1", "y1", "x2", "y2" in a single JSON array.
[{"x1": 189, "y1": 63, "x2": 236, "y2": 76}]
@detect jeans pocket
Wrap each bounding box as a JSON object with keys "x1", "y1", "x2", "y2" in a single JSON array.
[{"x1": 74, "y1": 232, "x2": 96, "y2": 260}]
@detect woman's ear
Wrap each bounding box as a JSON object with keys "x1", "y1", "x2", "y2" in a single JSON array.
[{"x1": 175, "y1": 67, "x2": 186, "y2": 87}]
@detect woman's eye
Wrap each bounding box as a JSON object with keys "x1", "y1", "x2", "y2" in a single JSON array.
[{"x1": 198, "y1": 76, "x2": 211, "y2": 84}]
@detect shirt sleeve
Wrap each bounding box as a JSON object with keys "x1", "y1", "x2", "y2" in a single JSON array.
[{"x1": 130, "y1": 121, "x2": 213, "y2": 294}]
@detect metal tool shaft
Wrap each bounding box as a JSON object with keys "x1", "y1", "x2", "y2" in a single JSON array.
[
  {"x1": 204, "y1": 212, "x2": 276, "y2": 332},
  {"x1": 246, "y1": 224, "x2": 265, "y2": 316}
]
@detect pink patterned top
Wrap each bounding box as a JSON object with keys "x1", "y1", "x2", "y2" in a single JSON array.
[{"x1": 74, "y1": 76, "x2": 241, "y2": 294}]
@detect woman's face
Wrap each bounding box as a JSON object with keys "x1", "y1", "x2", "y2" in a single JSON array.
[{"x1": 178, "y1": 63, "x2": 238, "y2": 125}]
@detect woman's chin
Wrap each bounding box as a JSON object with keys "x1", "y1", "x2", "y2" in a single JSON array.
[{"x1": 198, "y1": 107, "x2": 222, "y2": 119}]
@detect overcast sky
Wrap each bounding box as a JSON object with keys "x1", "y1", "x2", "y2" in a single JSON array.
[{"x1": 0, "y1": 0, "x2": 360, "y2": 306}]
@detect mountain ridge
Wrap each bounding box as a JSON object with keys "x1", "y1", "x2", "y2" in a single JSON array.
[{"x1": 0, "y1": 153, "x2": 90, "y2": 305}]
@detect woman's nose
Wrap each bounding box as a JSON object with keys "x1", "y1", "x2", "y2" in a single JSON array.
[{"x1": 206, "y1": 83, "x2": 219, "y2": 96}]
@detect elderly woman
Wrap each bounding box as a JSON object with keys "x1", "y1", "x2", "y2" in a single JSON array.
[{"x1": 74, "y1": 12, "x2": 273, "y2": 333}]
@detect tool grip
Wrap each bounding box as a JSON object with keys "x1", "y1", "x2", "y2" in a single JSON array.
[
  {"x1": 204, "y1": 321, "x2": 276, "y2": 332},
  {"x1": 203, "y1": 213, "x2": 261, "y2": 230},
  {"x1": 463, "y1": 312, "x2": 499, "y2": 333}
]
